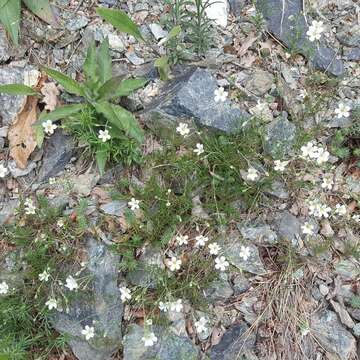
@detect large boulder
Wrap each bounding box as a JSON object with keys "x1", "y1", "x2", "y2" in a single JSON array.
[{"x1": 142, "y1": 67, "x2": 249, "y2": 138}]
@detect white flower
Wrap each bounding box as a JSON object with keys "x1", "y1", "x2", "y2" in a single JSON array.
[
  {"x1": 301, "y1": 141, "x2": 316, "y2": 158},
  {"x1": 306, "y1": 20, "x2": 325, "y2": 42},
  {"x1": 335, "y1": 103, "x2": 351, "y2": 118},
  {"x1": 208, "y1": 243, "x2": 221, "y2": 255},
  {"x1": 128, "y1": 198, "x2": 140, "y2": 211},
  {"x1": 195, "y1": 235, "x2": 209, "y2": 247},
  {"x1": 49, "y1": 177, "x2": 56, "y2": 185},
  {"x1": 246, "y1": 167, "x2": 259, "y2": 181},
  {"x1": 301, "y1": 222, "x2": 315, "y2": 235},
  {"x1": 352, "y1": 214, "x2": 360, "y2": 223},
  {"x1": 215, "y1": 256, "x2": 229, "y2": 271},
  {"x1": 0, "y1": 164, "x2": 8, "y2": 178},
  {"x1": 335, "y1": 203, "x2": 347, "y2": 216},
  {"x1": 119, "y1": 286, "x2": 131, "y2": 303},
  {"x1": 39, "y1": 269, "x2": 50, "y2": 282},
  {"x1": 309, "y1": 203, "x2": 331, "y2": 218},
  {"x1": 274, "y1": 160, "x2": 289, "y2": 172},
  {"x1": 167, "y1": 257, "x2": 182, "y2": 272},
  {"x1": 45, "y1": 298, "x2": 57, "y2": 310},
  {"x1": 65, "y1": 275, "x2": 78, "y2": 291},
  {"x1": 169, "y1": 299, "x2": 183, "y2": 313},
  {"x1": 315, "y1": 147, "x2": 330, "y2": 164},
  {"x1": 159, "y1": 301, "x2": 169, "y2": 312},
  {"x1": 239, "y1": 246, "x2": 251, "y2": 261},
  {"x1": 194, "y1": 317, "x2": 208, "y2": 333},
  {"x1": 176, "y1": 122, "x2": 190, "y2": 136},
  {"x1": 24, "y1": 198, "x2": 36, "y2": 215},
  {"x1": 142, "y1": 331, "x2": 157, "y2": 347},
  {"x1": 176, "y1": 234, "x2": 189, "y2": 246},
  {"x1": 98, "y1": 129, "x2": 111, "y2": 142},
  {"x1": 81, "y1": 325, "x2": 95, "y2": 341},
  {"x1": 214, "y1": 87, "x2": 228, "y2": 102},
  {"x1": 321, "y1": 176, "x2": 333, "y2": 190},
  {"x1": 193, "y1": 143, "x2": 204, "y2": 156},
  {"x1": 57, "y1": 219, "x2": 64, "y2": 228},
  {"x1": 0, "y1": 281, "x2": 9, "y2": 295},
  {"x1": 42, "y1": 120, "x2": 57, "y2": 135}
]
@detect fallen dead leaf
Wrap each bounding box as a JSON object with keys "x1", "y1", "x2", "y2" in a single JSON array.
[
  {"x1": 234, "y1": 32, "x2": 258, "y2": 58},
  {"x1": 41, "y1": 82, "x2": 59, "y2": 111},
  {"x1": 210, "y1": 327, "x2": 223, "y2": 346},
  {"x1": 8, "y1": 96, "x2": 39, "y2": 169}
]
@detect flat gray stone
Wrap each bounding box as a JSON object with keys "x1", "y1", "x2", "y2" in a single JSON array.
[
  {"x1": 205, "y1": 272, "x2": 233, "y2": 303},
  {"x1": 142, "y1": 67, "x2": 249, "y2": 137},
  {"x1": 276, "y1": 211, "x2": 301, "y2": 246},
  {"x1": 257, "y1": 0, "x2": 344, "y2": 76},
  {"x1": 239, "y1": 223, "x2": 278, "y2": 244},
  {"x1": 51, "y1": 238, "x2": 123, "y2": 360},
  {"x1": 100, "y1": 200, "x2": 127, "y2": 216},
  {"x1": 0, "y1": 28, "x2": 10, "y2": 63},
  {"x1": 66, "y1": 15, "x2": 89, "y2": 31},
  {"x1": 244, "y1": 70, "x2": 274, "y2": 96},
  {"x1": 123, "y1": 324, "x2": 199, "y2": 360}
]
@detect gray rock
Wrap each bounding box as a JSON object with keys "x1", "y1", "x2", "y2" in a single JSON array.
[
  {"x1": 239, "y1": 224, "x2": 278, "y2": 244},
  {"x1": 0, "y1": 200, "x2": 19, "y2": 225},
  {"x1": 51, "y1": 238, "x2": 122, "y2": 360},
  {"x1": 205, "y1": 272, "x2": 234, "y2": 302},
  {"x1": 209, "y1": 323, "x2": 256, "y2": 360},
  {"x1": 0, "y1": 28, "x2": 10, "y2": 63},
  {"x1": 264, "y1": 115, "x2": 296, "y2": 158},
  {"x1": 257, "y1": 0, "x2": 344, "y2": 76},
  {"x1": 335, "y1": 259, "x2": 360, "y2": 279},
  {"x1": 228, "y1": 0, "x2": 245, "y2": 16},
  {"x1": 123, "y1": 324, "x2": 199, "y2": 360},
  {"x1": 346, "y1": 175, "x2": 360, "y2": 194},
  {"x1": 97, "y1": 164, "x2": 124, "y2": 185},
  {"x1": 276, "y1": 211, "x2": 301, "y2": 246},
  {"x1": 0, "y1": 65, "x2": 36, "y2": 126},
  {"x1": 66, "y1": 15, "x2": 89, "y2": 32},
  {"x1": 100, "y1": 201, "x2": 127, "y2": 216},
  {"x1": 142, "y1": 67, "x2": 249, "y2": 137},
  {"x1": 337, "y1": 25, "x2": 360, "y2": 48},
  {"x1": 48, "y1": 195, "x2": 71, "y2": 210},
  {"x1": 37, "y1": 130, "x2": 75, "y2": 182},
  {"x1": 149, "y1": 23, "x2": 168, "y2": 40},
  {"x1": 8, "y1": 160, "x2": 37, "y2": 177},
  {"x1": 344, "y1": 47, "x2": 360, "y2": 61},
  {"x1": 311, "y1": 310, "x2": 357, "y2": 360},
  {"x1": 266, "y1": 180, "x2": 289, "y2": 199},
  {"x1": 232, "y1": 274, "x2": 250, "y2": 295},
  {"x1": 125, "y1": 51, "x2": 145, "y2": 66},
  {"x1": 244, "y1": 70, "x2": 274, "y2": 96}
]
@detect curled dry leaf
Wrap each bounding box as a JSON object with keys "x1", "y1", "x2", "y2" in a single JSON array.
[
  {"x1": 41, "y1": 82, "x2": 59, "y2": 111},
  {"x1": 8, "y1": 96, "x2": 39, "y2": 169}
]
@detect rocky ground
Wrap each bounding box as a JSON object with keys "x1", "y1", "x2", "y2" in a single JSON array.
[{"x1": 0, "y1": 0, "x2": 360, "y2": 359}]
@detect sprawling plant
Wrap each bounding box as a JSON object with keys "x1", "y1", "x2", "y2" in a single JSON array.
[{"x1": 0, "y1": 0, "x2": 55, "y2": 45}]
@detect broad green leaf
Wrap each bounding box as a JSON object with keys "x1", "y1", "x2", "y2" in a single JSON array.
[
  {"x1": 97, "y1": 38, "x2": 112, "y2": 84},
  {"x1": 96, "y1": 7, "x2": 143, "y2": 41},
  {"x1": 154, "y1": 56, "x2": 170, "y2": 81},
  {"x1": 22, "y1": 0, "x2": 56, "y2": 25},
  {"x1": 42, "y1": 67, "x2": 84, "y2": 96},
  {"x1": 96, "y1": 149, "x2": 108, "y2": 175},
  {"x1": 94, "y1": 101, "x2": 143, "y2": 143},
  {"x1": 158, "y1": 25, "x2": 181, "y2": 45},
  {"x1": 38, "y1": 103, "x2": 87, "y2": 122},
  {"x1": 33, "y1": 124, "x2": 45, "y2": 148},
  {"x1": 0, "y1": 83, "x2": 39, "y2": 96},
  {"x1": 83, "y1": 41, "x2": 97, "y2": 83},
  {"x1": 0, "y1": 0, "x2": 21, "y2": 45},
  {"x1": 97, "y1": 77, "x2": 147, "y2": 100}
]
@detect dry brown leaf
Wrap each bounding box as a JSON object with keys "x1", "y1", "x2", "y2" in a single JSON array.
[
  {"x1": 211, "y1": 327, "x2": 223, "y2": 346},
  {"x1": 239, "y1": 53, "x2": 257, "y2": 68},
  {"x1": 234, "y1": 32, "x2": 258, "y2": 58},
  {"x1": 41, "y1": 82, "x2": 59, "y2": 111},
  {"x1": 8, "y1": 96, "x2": 38, "y2": 169}
]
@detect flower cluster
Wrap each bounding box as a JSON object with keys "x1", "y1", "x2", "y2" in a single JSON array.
[
  {"x1": 300, "y1": 141, "x2": 330, "y2": 164},
  {"x1": 24, "y1": 199, "x2": 36, "y2": 215},
  {"x1": 306, "y1": 20, "x2": 325, "y2": 42},
  {"x1": 158, "y1": 299, "x2": 183, "y2": 313}
]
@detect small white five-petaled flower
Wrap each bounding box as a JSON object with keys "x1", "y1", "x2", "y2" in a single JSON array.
[
  {"x1": 335, "y1": 203, "x2": 347, "y2": 216},
  {"x1": 128, "y1": 198, "x2": 140, "y2": 211},
  {"x1": 306, "y1": 20, "x2": 325, "y2": 42},
  {"x1": 208, "y1": 243, "x2": 221, "y2": 255},
  {"x1": 98, "y1": 129, "x2": 111, "y2": 142},
  {"x1": 239, "y1": 246, "x2": 251, "y2": 261},
  {"x1": 119, "y1": 286, "x2": 132, "y2": 303},
  {"x1": 176, "y1": 234, "x2": 189, "y2": 246},
  {"x1": 301, "y1": 222, "x2": 315, "y2": 236},
  {"x1": 215, "y1": 256, "x2": 229, "y2": 271},
  {"x1": 142, "y1": 331, "x2": 157, "y2": 347},
  {"x1": 24, "y1": 199, "x2": 36, "y2": 215},
  {"x1": 274, "y1": 160, "x2": 289, "y2": 172},
  {"x1": 81, "y1": 325, "x2": 95, "y2": 341},
  {"x1": 45, "y1": 298, "x2": 58, "y2": 310},
  {"x1": 194, "y1": 317, "x2": 208, "y2": 333},
  {"x1": 39, "y1": 268, "x2": 50, "y2": 282},
  {"x1": 42, "y1": 120, "x2": 57, "y2": 135},
  {"x1": 193, "y1": 143, "x2": 204, "y2": 156},
  {"x1": 169, "y1": 299, "x2": 183, "y2": 313},
  {"x1": 214, "y1": 87, "x2": 228, "y2": 103},
  {"x1": 0, "y1": 281, "x2": 9, "y2": 295},
  {"x1": 246, "y1": 167, "x2": 259, "y2": 181},
  {"x1": 321, "y1": 176, "x2": 333, "y2": 190},
  {"x1": 167, "y1": 256, "x2": 182, "y2": 272},
  {"x1": 335, "y1": 103, "x2": 351, "y2": 118},
  {"x1": 0, "y1": 164, "x2": 8, "y2": 178},
  {"x1": 65, "y1": 275, "x2": 78, "y2": 291},
  {"x1": 195, "y1": 235, "x2": 209, "y2": 247},
  {"x1": 176, "y1": 122, "x2": 190, "y2": 137}
]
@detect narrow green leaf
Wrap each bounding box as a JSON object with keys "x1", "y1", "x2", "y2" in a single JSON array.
[
  {"x1": 97, "y1": 76, "x2": 147, "y2": 100},
  {"x1": 22, "y1": 0, "x2": 56, "y2": 25},
  {"x1": 158, "y1": 25, "x2": 181, "y2": 45},
  {"x1": 96, "y1": 149, "x2": 108, "y2": 175},
  {"x1": 83, "y1": 41, "x2": 98, "y2": 83},
  {"x1": 96, "y1": 7, "x2": 144, "y2": 41},
  {"x1": 38, "y1": 104, "x2": 87, "y2": 122},
  {"x1": 0, "y1": 83, "x2": 39, "y2": 96},
  {"x1": 97, "y1": 38, "x2": 112, "y2": 84},
  {"x1": 33, "y1": 124, "x2": 45, "y2": 148},
  {"x1": 94, "y1": 101, "x2": 143, "y2": 143},
  {"x1": 42, "y1": 67, "x2": 84, "y2": 96},
  {"x1": 154, "y1": 56, "x2": 170, "y2": 81},
  {"x1": 0, "y1": 0, "x2": 21, "y2": 45}
]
